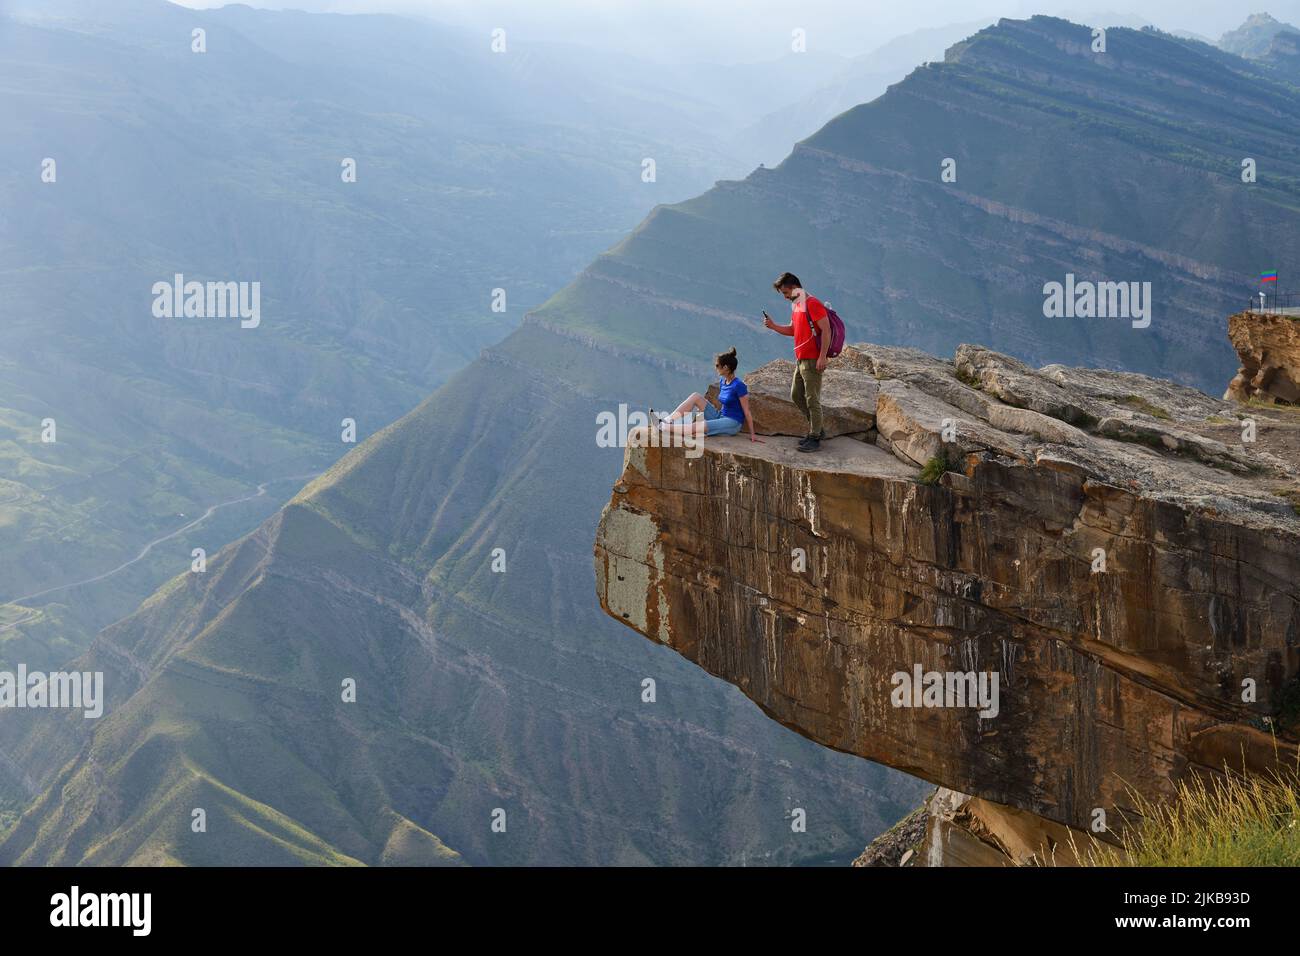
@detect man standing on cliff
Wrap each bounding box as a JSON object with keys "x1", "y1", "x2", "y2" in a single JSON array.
[{"x1": 764, "y1": 271, "x2": 830, "y2": 453}]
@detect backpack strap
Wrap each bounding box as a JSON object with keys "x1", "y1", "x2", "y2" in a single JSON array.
[{"x1": 804, "y1": 297, "x2": 821, "y2": 340}]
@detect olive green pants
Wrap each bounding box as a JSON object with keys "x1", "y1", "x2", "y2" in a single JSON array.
[{"x1": 790, "y1": 359, "x2": 824, "y2": 437}]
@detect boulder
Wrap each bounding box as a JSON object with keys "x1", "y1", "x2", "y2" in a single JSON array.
[{"x1": 705, "y1": 356, "x2": 877, "y2": 438}]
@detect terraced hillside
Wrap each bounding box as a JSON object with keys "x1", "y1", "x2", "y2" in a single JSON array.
[{"x1": 4, "y1": 15, "x2": 1299, "y2": 865}]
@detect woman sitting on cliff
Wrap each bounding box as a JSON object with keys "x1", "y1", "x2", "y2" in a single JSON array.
[{"x1": 655, "y1": 347, "x2": 763, "y2": 443}]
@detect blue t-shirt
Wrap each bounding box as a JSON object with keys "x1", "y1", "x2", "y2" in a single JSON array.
[{"x1": 717, "y1": 376, "x2": 748, "y2": 423}]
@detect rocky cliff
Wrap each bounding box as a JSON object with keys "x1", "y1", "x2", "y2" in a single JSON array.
[
  {"x1": 1226, "y1": 310, "x2": 1300, "y2": 405},
  {"x1": 595, "y1": 343, "x2": 1300, "y2": 864}
]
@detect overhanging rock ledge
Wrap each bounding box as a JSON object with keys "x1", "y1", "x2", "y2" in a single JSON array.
[{"x1": 595, "y1": 343, "x2": 1300, "y2": 864}]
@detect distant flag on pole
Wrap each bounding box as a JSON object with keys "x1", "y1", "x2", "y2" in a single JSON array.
[{"x1": 1260, "y1": 270, "x2": 1279, "y2": 283}]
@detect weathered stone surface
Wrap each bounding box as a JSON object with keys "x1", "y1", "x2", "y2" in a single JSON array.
[
  {"x1": 917, "y1": 788, "x2": 1104, "y2": 866},
  {"x1": 956, "y1": 344, "x2": 1101, "y2": 426},
  {"x1": 875, "y1": 378, "x2": 1027, "y2": 467},
  {"x1": 862, "y1": 785, "x2": 1109, "y2": 867},
  {"x1": 1226, "y1": 310, "x2": 1300, "y2": 404},
  {"x1": 845, "y1": 344, "x2": 993, "y2": 419},
  {"x1": 595, "y1": 342, "x2": 1300, "y2": 854},
  {"x1": 852, "y1": 801, "x2": 930, "y2": 867},
  {"x1": 705, "y1": 357, "x2": 877, "y2": 438}
]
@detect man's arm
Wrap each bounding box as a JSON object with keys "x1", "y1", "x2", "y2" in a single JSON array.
[
  {"x1": 812, "y1": 300, "x2": 831, "y2": 370},
  {"x1": 763, "y1": 314, "x2": 794, "y2": 335}
]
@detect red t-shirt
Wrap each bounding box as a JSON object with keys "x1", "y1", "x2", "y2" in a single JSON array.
[{"x1": 792, "y1": 295, "x2": 828, "y2": 360}]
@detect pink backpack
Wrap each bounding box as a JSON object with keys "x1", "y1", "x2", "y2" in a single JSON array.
[{"x1": 803, "y1": 298, "x2": 846, "y2": 359}]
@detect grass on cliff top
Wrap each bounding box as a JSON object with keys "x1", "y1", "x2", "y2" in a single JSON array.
[
  {"x1": 1117, "y1": 395, "x2": 1172, "y2": 420},
  {"x1": 1080, "y1": 770, "x2": 1300, "y2": 867},
  {"x1": 919, "y1": 454, "x2": 952, "y2": 485},
  {"x1": 1245, "y1": 397, "x2": 1300, "y2": 415}
]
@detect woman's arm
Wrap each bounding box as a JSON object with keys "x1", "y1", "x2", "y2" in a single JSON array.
[{"x1": 740, "y1": 394, "x2": 764, "y2": 442}]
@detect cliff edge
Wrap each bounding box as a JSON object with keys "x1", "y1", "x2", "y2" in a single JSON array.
[
  {"x1": 1226, "y1": 309, "x2": 1300, "y2": 405},
  {"x1": 595, "y1": 343, "x2": 1300, "y2": 864}
]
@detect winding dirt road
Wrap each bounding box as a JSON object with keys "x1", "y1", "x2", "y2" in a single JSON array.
[{"x1": 0, "y1": 472, "x2": 319, "y2": 631}]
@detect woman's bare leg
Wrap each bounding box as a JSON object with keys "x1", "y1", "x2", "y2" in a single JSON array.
[
  {"x1": 664, "y1": 392, "x2": 708, "y2": 421},
  {"x1": 657, "y1": 421, "x2": 707, "y2": 442}
]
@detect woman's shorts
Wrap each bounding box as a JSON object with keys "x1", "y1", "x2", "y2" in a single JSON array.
[{"x1": 701, "y1": 404, "x2": 742, "y2": 436}]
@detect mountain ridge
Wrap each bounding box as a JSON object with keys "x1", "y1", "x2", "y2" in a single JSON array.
[
  {"x1": 7, "y1": 12, "x2": 1300, "y2": 864},
  {"x1": 3, "y1": 0, "x2": 845, "y2": 664}
]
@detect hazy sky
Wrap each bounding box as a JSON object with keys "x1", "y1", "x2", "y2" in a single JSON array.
[{"x1": 168, "y1": 1, "x2": 1300, "y2": 62}]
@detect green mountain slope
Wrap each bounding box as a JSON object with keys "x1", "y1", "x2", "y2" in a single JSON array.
[
  {"x1": 538, "y1": 16, "x2": 1300, "y2": 392},
  {"x1": 6, "y1": 14, "x2": 1300, "y2": 865},
  {"x1": 0, "y1": 0, "x2": 804, "y2": 664},
  {"x1": 0, "y1": 339, "x2": 924, "y2": 863}
]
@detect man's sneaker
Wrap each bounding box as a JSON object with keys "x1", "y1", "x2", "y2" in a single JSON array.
[
  {"x1": 797, "y1": 434, "x2": 815, "y2": 448},
  {"x1": 797, "y1": 436, "x2": 821, "y2": 453}
]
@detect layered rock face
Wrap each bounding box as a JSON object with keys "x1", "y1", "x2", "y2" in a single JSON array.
[
  {"x1": 596, "y1": 343, "x2": 1300, "y2": 864},
  {"x1": 1226, "y1": 310, "x2": 1300, "y2": 405}
]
